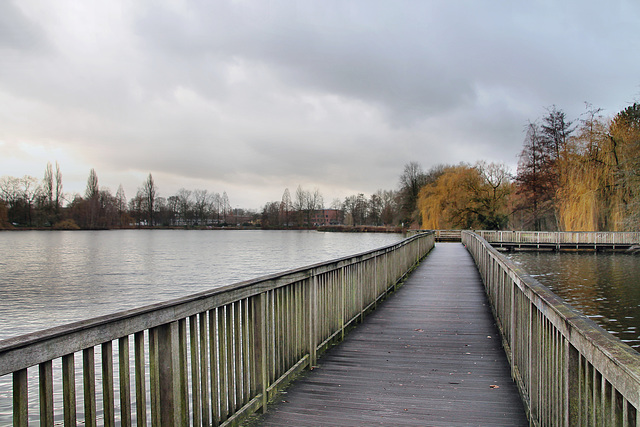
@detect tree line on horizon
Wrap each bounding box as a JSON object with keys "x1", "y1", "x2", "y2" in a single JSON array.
[
  {"x1": 0, "y1": 168, "x2": 239, "y2": 229},
  {"x1": 0, "y1": 162, "x2": 420, "y2": 230},
  {"x1": 1, "y1": 102, "x2": 638, "y2": 231}
]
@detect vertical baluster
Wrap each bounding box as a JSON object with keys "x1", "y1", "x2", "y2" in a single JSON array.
[
  {"x1": 298, "y1": 283, "x2": 305, "y2": 359},
  {"x1": 83, "y1": 348, "x2": 97, "y2": 427},
  {"x1": 340, "y1": 269, "x2": 345, "y2": 342},
  {"x1": 226, "y1": 304, "x2": 235, "y2": 415},
  {"x1": 102, "y1": 341, "x2": 115, "y2": 427},
  {"x1": 149, "y1": 327, "x2": 160, "y2": 426},
  {"x1": 300, "y1": 281, "x2": 306, "y2": 356},
  {"x1": 607, "y1": 382, "x2": 614, "y2": 426},
  {"x1": 243, "y1": 298, "x2": 251, "y2": 404},
  {"x1": 178, "y1": 319, "x2": 189, "y2": 425},
  {"x1": 209, "y1": 309, "x2": 220, "y2": 426},
  {"x1": 118, "y1": 337, "x2": 132, "y2": 427},
  {"x1": 62, "y1": 353, "x2": 77, "y2": 426},
  {"x1": 277, "y1": 288, "x2": 284, "y2": 377},
  {"x1": 155, "y1": 321, "x2": 184, "y2": 426},
  {"x1": 358, "y1": 263, "x2": 364, "y2": 322},
  {"x1": 189, "y1": 315, "x2": 202, "y2": 427},
  {"x1": 579, "y1": 355, "x2": 585, "y2": 425},
  {"x1": 39, "y1": 360, "x2": 54, "y2": 426},
  {"x1": 234, "y1": 301, "x2": 243, "y2": 411},
  {"x1": 134, "y1": 331, "x2": 147, "y2": 427},
  {"x1": 565, "y1": 342, "x2": 579, "y2": 426},
  {"x1": 317, "y1": 277, "x2": 323, "y2": 342},
  {"x1": 285, "y1": 286, "x2": 292, "y2": 367},
  {"x1": 591, "y1": 364, "x2": 596, "y2": 426},
  {"x1": 599, "y1": 372, "x2": 606, "y2": 426},
  {"x1": 252, "y1": 293, "x2": 267, "y2": 413},
  {"x1": 268, "y1": 291, "x2": 275, "y2": 384},
  {"x1": 616, "y1": 391, "x2": 624, "y2": 426},
  {"x1": 199, "y1": 312, "x2": 211, "y2": 427},
  {"x1": 549, "y1": 324, "x2": 554, "y2": 424},
  {"x1": 217, "y1": 307, "x2": 228, "y2": 421},
  {"x1": 309, "y1": 276, "x2": 318, "y2": 367},
  {"x1": 13, "y1": 368, "x2": 28, "y2": 427}
]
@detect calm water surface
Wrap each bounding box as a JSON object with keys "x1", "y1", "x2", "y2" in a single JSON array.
[
  {"x1": 0, "y1": 230, "x2": 403, "y2": 341},
  {"x1": 507, "y1": 251, "x2": 640, "y2": 349}
]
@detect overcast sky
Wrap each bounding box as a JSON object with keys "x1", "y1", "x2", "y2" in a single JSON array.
[{"x1": 1, "y1": 1, "x2": 639, "y2": 209}]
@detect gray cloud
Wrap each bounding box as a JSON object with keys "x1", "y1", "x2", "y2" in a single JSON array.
[{"x1": 1, "y1": 0, "x2": 639, "y2": 208}]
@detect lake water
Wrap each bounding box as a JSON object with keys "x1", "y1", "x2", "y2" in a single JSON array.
[
  {"x1": 0, "y1": 230, "x2": 404, "y2": 341},
  {"x1": 507, "y1": 251, "x2": 640, "y2": 350}
]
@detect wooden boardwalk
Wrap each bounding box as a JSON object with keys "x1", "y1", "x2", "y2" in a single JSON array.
[{"x1": 251, "y1": 242, "x2": 528, "y2": 426}]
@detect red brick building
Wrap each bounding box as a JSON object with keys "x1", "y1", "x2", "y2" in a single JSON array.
[{"x1": 311, "y1": 209, "x2": 343, "y2": 226}]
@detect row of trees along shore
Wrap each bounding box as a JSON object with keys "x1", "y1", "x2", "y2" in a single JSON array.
[
  {"x1": 0, "y1": 164, "x2": 419, "y2": 230},
  {"x1": 1, "y1": 102, "x2": 638, "y2": 232}
]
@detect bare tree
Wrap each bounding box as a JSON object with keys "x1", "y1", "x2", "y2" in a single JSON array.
[
  {"x1": 141, "y1": 173, "x2": 156, "y2": 226},
  {"x1": 43, "y1": 162, "x2": 54, "y2": 208},
  {"x1": 115, "y1": 184, "x2": 127, "y2": 227},
  {"x1": 85, "y1": 168, "x2": 99, "y2": 200},
  {"x1": 221, "y1": 191, "x2": 231, "y2": 223},
  {"x1": 54, "y1": 161, "x2": 63, "y2": 212},
  {"x1": 280, "y1": 188, "x2": 293, "y2": 226},
  {"x1": 398, "y1": 162, "x2": 427, "y2": 225},
  {"x1": 516, "y1": 122, "x2": 557, "y2": 230},
  {"x1": 193, "y1": 189, "x2": 213, "y2": 225},
  {"x1": 176, "y1": 188, "x2": 192, "y2": 225}
]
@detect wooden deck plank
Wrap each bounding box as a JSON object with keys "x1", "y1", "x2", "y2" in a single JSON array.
[{"x1": 251, "y1": 242, "x2": 528, "y2": 426}]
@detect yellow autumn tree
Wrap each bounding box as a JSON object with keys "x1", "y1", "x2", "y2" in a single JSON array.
[
  {"x1": 418, "y1": 165, "x2": 473, "y2": 229},
  {"x1": 556, "y1": 108, "x2": 613, "y2": 231},
  {"x1": 555, "y1": 103, "x2": 640, "y2": 231},
  {"x1": 418, "y1": 163, "x2": 512, "y2": 230},
  {"x1": 610, "y1": 103, "x2": 640, "y2": 230}
]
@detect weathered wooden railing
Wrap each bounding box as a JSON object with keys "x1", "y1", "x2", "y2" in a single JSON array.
[
  {"x1": 463, "y1": 231, "x2": 640, "y2": 426},
  {"x1": 433, "y1": 229, "x2": 462, "y2": 241},
  {"x1": 475, "y1": 230, "x2": 640, "y2": 247},
  {"x1": 0, "y1": 232, "x2": 434, "y2": 426}
]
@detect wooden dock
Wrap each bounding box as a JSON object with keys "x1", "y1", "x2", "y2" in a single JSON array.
[{"x1": 251, "y1": 242, "x2": 528, "y2": 426}]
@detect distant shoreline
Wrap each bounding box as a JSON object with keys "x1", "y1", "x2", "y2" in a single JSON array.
[{"x1": 1, "y1": 225, "x2": 407, "y2": 233}]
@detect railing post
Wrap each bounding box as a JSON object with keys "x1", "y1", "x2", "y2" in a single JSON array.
[
  {"x1": 102, "y1": 341, "x2": 115, "y2": 427},
  {"x1": 566, "y1": 342, "x2": 580, "y2": 426},
  {"x1": 13, "y1": 369, "x2": 28, "y2": 427},
  {"x1": 156, "y1": 321, "x2": 184, "y2": 426},
  {"x1": 118, "y1": 337, "x2": 132, "y2": 427},
  {"x1": 62, "y1": 353, "x2": 77, "y2": 426},
  {"x1": 341, "y1": 267, "x2": 346, "y2": 341},
  {"x1": 308, "y1": 276, "x2": 318, "y2": 368},
  {"x1": 252, "y1": 293, "x2": 268, "y2": 413},
  {"x1": 83, "y1": 347, "x2": 97, "y2": 427},
  {"x1": 134, "y1": 332, "x2": 147, "y2": 427},
  {"x1": 39, "y1": 361, "x2": 54, "y2": 426}
]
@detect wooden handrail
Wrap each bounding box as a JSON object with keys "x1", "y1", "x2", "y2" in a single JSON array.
[
  {"x1": 462, "y1": 231, "x2": 640, "y2": 425},
  {"x1": 1, "y1": 232, "x2": 435, "y2": 426}
]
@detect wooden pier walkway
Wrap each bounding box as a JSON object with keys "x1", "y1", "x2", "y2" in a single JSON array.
[{"x1": 251, "y1": 242, "x2": 528, "y2": 426}]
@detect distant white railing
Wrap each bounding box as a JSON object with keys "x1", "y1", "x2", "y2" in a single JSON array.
[
  {"x1": 0, "y1": 232, "x2": 434, "y2": 426},
  {"x1": 463, "y1": 231, "x2": 640, "y2": 426},
  {"x1": 475, "y1": 230, "x2": 640, "y2": 246}
]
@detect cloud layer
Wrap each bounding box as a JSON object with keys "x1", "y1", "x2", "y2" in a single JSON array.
[{"x1": 1, "y1": 1, "x2": 639, "y2": 208}]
